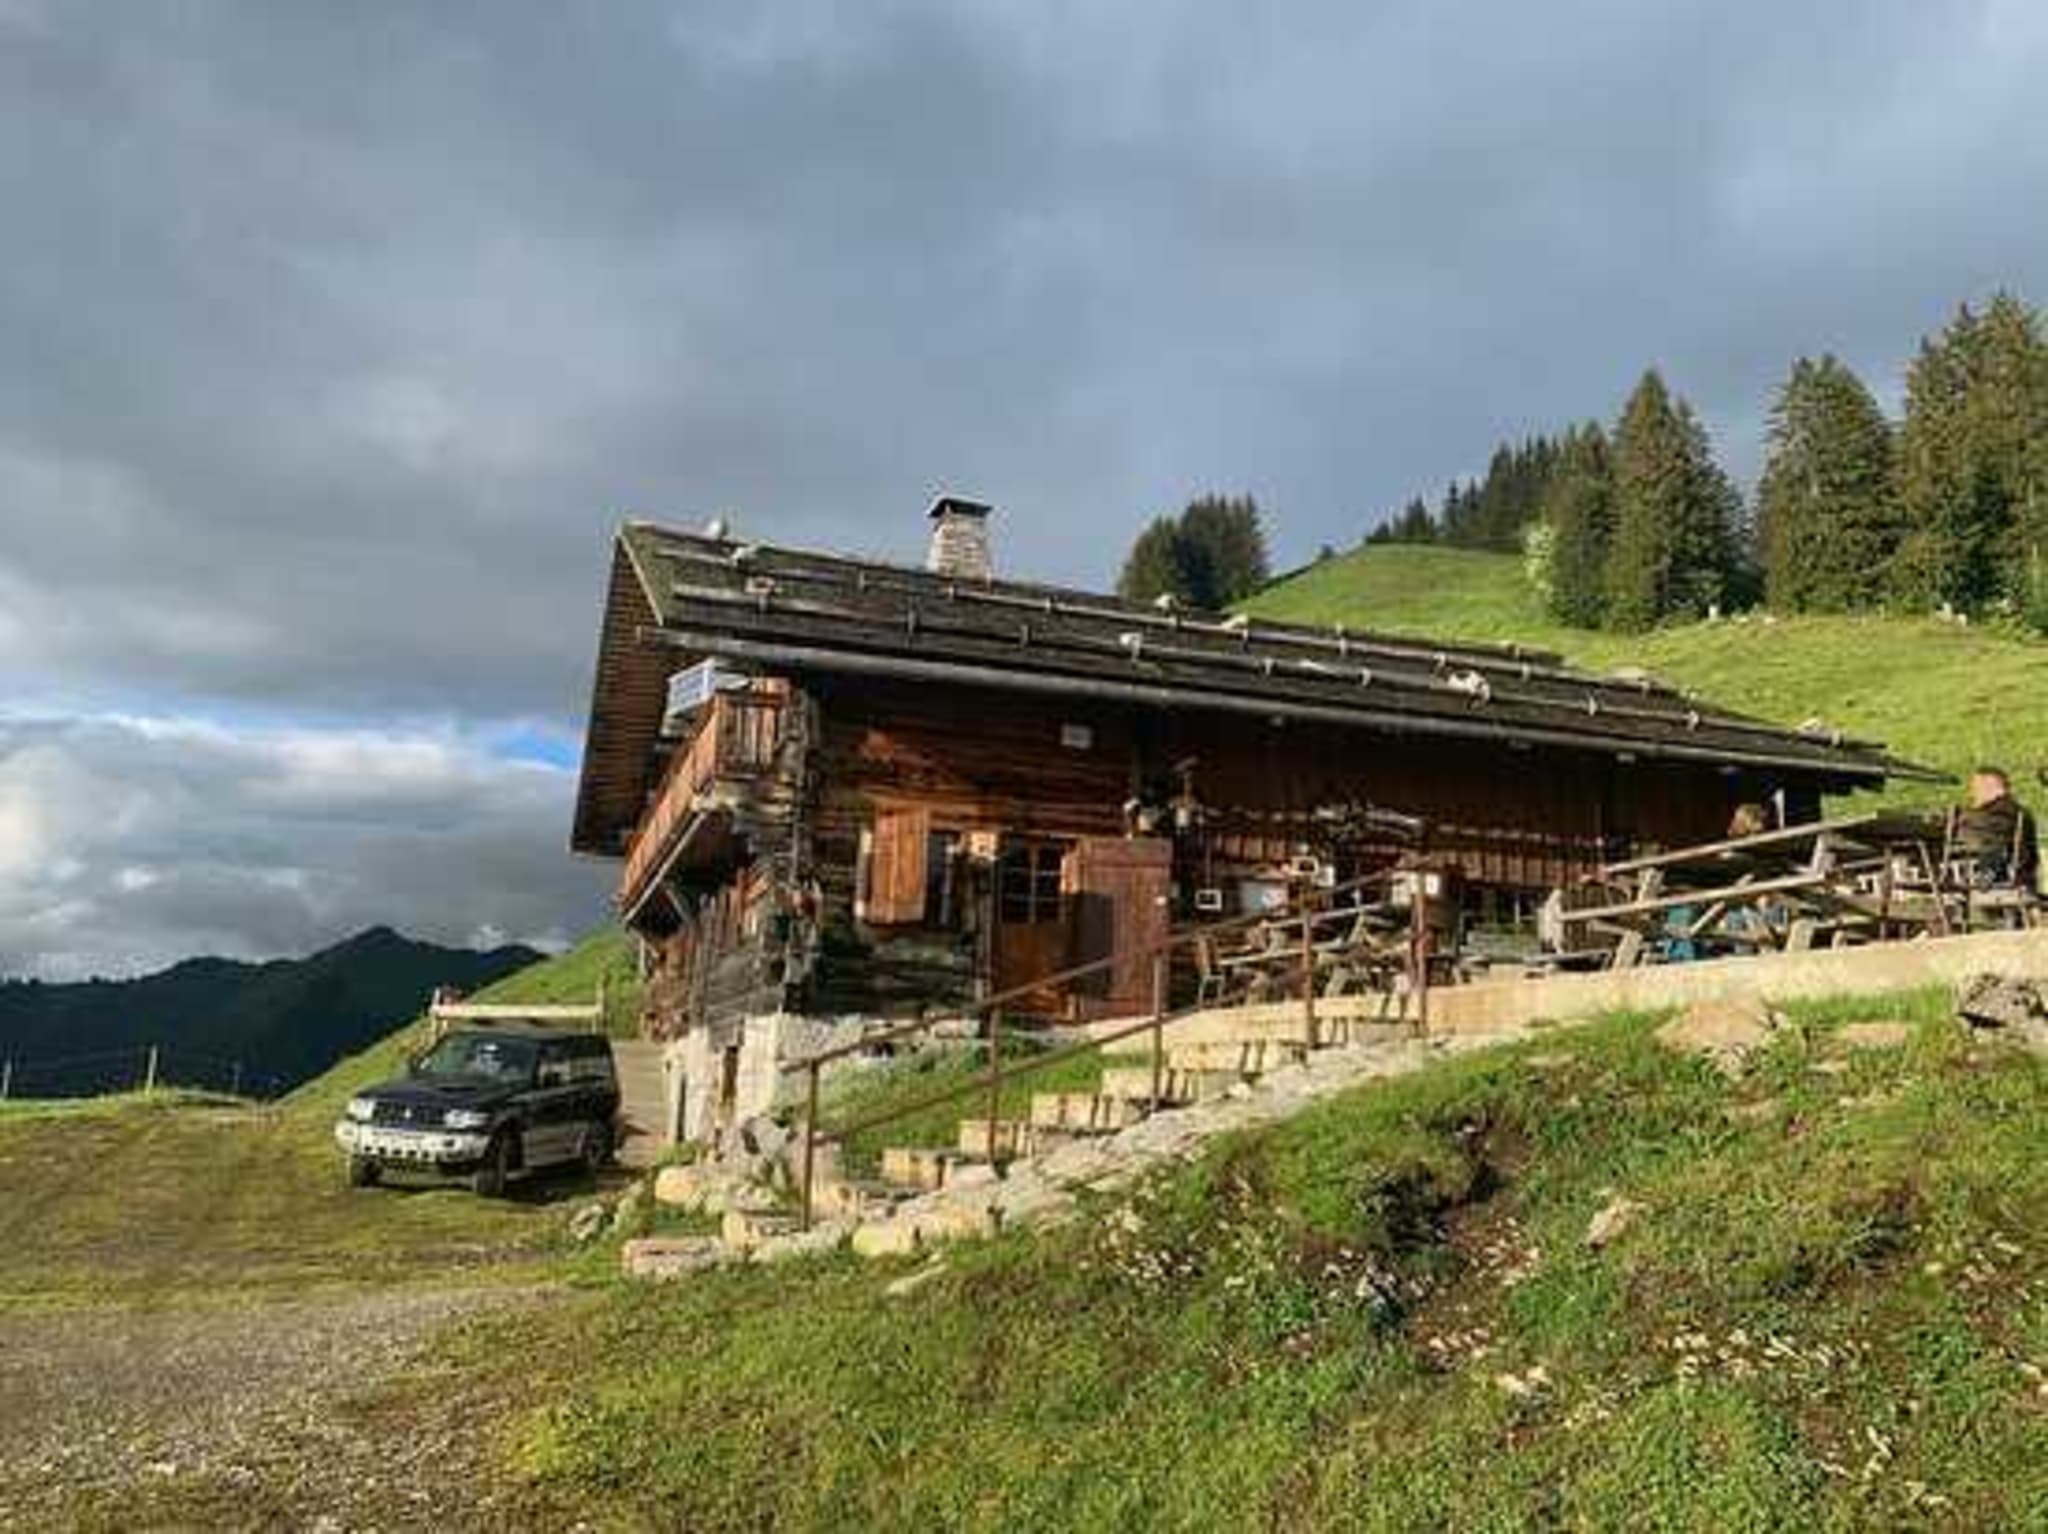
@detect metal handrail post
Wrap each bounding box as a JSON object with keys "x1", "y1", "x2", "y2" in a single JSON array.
[
  {"x1": 985, "y1": 1009, "x2": 1004, "y2": 1161},
  {"x1": 800, "y1": 1061, "x2": 819, "y2": 1230},
  {"x1": 1148, "y1": 951, "x2": 1168, "y2": 1114},
  {"x1": 1300, "y1": 891, "x2": 1317, "y2": 1050}
]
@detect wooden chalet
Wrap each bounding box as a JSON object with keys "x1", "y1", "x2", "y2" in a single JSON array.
[{"x1": 572, "y1": 501, "x2": 1915, "y2": 1077}]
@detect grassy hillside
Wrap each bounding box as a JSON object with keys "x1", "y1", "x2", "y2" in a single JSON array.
[
  {"x1": 416, "y1": 992, "x2": 2048, "y2": 1530},
  {"x1": 1247, "y1": 545, "x2": 2048, "y2": 807},
  {"x1": 0, "y1": 930, "x2": 636, "y2": 1308}
]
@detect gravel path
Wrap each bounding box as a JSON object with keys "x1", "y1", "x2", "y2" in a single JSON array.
[{"x1": 0, "y1": 1284, "x2": 553, "y2": 1530}]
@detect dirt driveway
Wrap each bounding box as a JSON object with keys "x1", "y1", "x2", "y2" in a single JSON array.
[{"x1": 0, "y1": 1284, "x2": 552, "y2": 1530}]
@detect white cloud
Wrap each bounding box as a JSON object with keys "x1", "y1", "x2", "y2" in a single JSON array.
[{"x1": 0, "y1": 710, "x2": 608, "y2": 980}]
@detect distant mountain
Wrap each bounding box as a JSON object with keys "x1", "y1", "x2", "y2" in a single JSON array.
[{"x1": 0, "y1": 927, "x2": 542, "y2": 1099}]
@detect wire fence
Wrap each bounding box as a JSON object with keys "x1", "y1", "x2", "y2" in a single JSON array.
[{"x1": 0, "y1": 1042, "x2": 280, "y2": 1103}]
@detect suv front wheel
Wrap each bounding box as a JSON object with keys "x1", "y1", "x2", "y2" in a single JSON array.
[{"x1": 472, "y1": 1130, "x2": 517, "y2": 1198}]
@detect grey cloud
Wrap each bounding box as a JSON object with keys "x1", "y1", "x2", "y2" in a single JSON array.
[
  {"x1": 0, "y1": 712, "x2": 609, "y2": 979},
  {"x1": 2, "y1": 2, "x2": 2046, "y2": 967}
]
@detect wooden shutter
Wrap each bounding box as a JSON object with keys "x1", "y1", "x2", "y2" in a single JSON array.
[{"x1": 866, "y1": 805, "x2": 931, "y2": 925}]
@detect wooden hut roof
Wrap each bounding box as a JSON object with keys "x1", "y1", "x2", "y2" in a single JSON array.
[{"x1": 571, "y1": 520, "x2": 1930, "y2": 856}]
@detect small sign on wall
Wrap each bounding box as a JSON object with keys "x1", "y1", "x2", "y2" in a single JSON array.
[{"x1": 1059, "y1": 723, "x2": 1094, "y2": 751}]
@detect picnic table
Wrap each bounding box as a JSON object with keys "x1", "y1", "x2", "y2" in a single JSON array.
[
  {"x1": 1213, "y1": 899, "x2": 1415, "y2": 1002},
  {"x1": 1561, "y1": 809, "x2": 2037, "y2": 968}
]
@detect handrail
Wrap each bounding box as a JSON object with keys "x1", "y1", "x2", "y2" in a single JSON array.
[
  {"x1": 792, "y1": 868, "x2": 1432, "y2": 1228},
  {"x1": 782, "y1": 872, "x2": 1388, "y2": 1075}
]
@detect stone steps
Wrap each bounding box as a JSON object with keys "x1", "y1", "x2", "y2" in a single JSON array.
[
  {"x1": 611, "y1": 1039, "x2": 669, "y2": 1168},
  {"x1": 1099, "y1": 1013, "x2": 1409, "y2": 1055},
  {"x1": 879, "y1": 1145, "x2": 993, "y2": 1193},
  {"x1": 720, "y1": 1206, "x2": 801, "y2": 1253},
  {"x1": 1027, "y1": 1091, "x2": 1148, "y2": 1133},
  {"x1": 955, "y1": 1117, "x2": 1055, "y2": 1159},
  {"x1": 1097, "y1": 1065, "x2": 1245, "y2": 1105}
]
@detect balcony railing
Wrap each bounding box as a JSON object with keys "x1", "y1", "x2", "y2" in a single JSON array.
[{"x1": 618, "y1": 688, "x2": 787, "y2": 915}]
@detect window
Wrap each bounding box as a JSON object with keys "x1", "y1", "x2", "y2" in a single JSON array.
[
  {"x1": 999, "y1": 841, "x2": 1065, "y2": 924},
  {"x1": 925, "y1": 832, "x2": 962, "y2": 929}
]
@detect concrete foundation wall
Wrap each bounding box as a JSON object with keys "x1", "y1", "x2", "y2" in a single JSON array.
[
  {"x1": 661, "y1": 1012, "x2": 888, "y2": 1148},
  {"x1": 1106, "y1": 928, "x2": 2048, "y2": 1047}
]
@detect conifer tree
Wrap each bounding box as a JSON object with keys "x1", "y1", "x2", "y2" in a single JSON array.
[
  {"x1": 1756, "y1": 355, "x2": 1898, "y2": 611},
  {"x1": 1116, "y1": 516, "x2": 1198, "y2": 605},
  {"x1": 1540, "y1": 423, "x2": 1612, "y2": 627},
  {"x1": 1893, "y1": 295, "x2": 2048, "y2": 613},
  {"x1": 1177, "y1": 494, "x2": 1270, "y2": 605},
  {"x1": 1603, "y1": 370, "x2": 1737, "y2": 629}
]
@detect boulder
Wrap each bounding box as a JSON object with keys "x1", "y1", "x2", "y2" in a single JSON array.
[
  {"x1": 608, "y1": 1179, "x2": 648, "y2": 1235},
  {"x1": 850, "y1": 1219, "x2": 922, "y2": 1259},
  {"x1": 653, "y1": 1163, "x2": 715, "y2": 1212},
  {"x1": 620, "y1": 1236, "x2": 722, "y2": 1281},
  {"x1": 1957, "y1": 974, "x2": 2048, "y2": 1058},
  {"x1": 884, "y1": 1260, "x2": 949, "y2": 1298},
  {"x1": 1584, "y1": 1194, "x2": 1645, "y2": 1250},
  {"x1": 568, "y1": 1201, "x2": 609, "y2": 1244},
  {"x1": 1832, "y1": 1021, "x2": 1913, "y2": 1051},
  {"x1": 1655, "y1": 998, "x2": 1780, "y2": 1077},
  {"x1": 738, "y1": 1115, "x2": 792, "y2": 1161},
  {"x1": 1957, "y1": 974, "x2": 2046, "y2": 1031}
]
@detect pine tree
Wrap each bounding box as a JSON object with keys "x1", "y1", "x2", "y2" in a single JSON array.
[
  {"x1": 1177, "y1": 495, "x2": 1271, "y2": 605},
  {"x1": 1116, "y1": 517, "x2": 1198, "y2": 605},
  {"x1": 1756, "y1": 355, "x2": 1898, "y2": 611},
  {"x1": 1391, "y1": 496, "x2": 1436, "y2": 542},
  {"x1": 1976, "y1": 294, "x2": 2048, "y2": 615},
  {"x1": 1603, "y1": 370, "x2": 1737, "y2": 629},
  {"x1": 1540, "y1": 423, "x2": 1612, "y2": 627},
  {"x1": 1893, "y1": 295, "x2": 2048, "y2": 613}
]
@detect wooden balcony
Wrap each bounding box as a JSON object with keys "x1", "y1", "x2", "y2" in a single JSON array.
[{"x1": 618, "y1": 688, "x2": 787, "y2": 917}]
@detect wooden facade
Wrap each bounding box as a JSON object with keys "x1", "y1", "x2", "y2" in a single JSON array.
[{"x1": 573, "y1": 519, "x2": 1915, "y2": 1042}]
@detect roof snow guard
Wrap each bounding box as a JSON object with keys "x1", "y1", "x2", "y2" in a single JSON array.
[{"x1": 570, "y1": 520, "x2": 1931, "y2": 856}]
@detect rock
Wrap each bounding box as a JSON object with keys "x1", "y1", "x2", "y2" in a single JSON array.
[
  {"x1": 1956, "y1": 974, "x2": 2044, "y2": 1031},
  {"x1": 851, "y1": 1220, "x2": 922, "y2": 1259},
  {"x1": 751, "y1": 1221, "x2": 850, "y2": 1264},
  {"x1": 944, "y1": 1160, "x2": 999, "y2": 1192},
  {"x1": 1584, "y1": 1194, "x2": 1645, "y2": 1250},
  {"x1": 620, "y1": 1235, "x2": 722, "y2": 1281},
  {"x1": 608, "y1": 1179, "x2": 648, "y2": 1235},
  {"x1": 1655, "y1": 998, "x2": 1780, "y2": 1077},
  {"x1": 568, "y1": 1201, "x2": 609, "y2": 1244},
  {"x1": 738, "y1": 1115, "x2": 791, "y2": 1161},
  {"x1": 884, "y1": 1260, "x2": 949, "y2": 1298},
  {"x1": 653, "y1": 1163, "x2": 715, "y2": 1211},
  {"x1": 1833, "y1": 1021, "x2": 1913, "y2": 1051}
]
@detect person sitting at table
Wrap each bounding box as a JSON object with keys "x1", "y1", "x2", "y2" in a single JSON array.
[
  {"x1": 1727, "y1": 801, "x2": 1770, "y2": 839},
  {"x1": 1952, "y1": 766, "x2": 2039, "y2": 891}
]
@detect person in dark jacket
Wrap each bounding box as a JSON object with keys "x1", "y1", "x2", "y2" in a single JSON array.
[{"x1": 1953, "y1": 767, "x2": 2039, "y2": 890}]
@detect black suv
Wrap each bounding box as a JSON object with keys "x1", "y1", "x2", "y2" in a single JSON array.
[{"x1": 335, "y1": 1026, "x2": 620, "y2": 1196}]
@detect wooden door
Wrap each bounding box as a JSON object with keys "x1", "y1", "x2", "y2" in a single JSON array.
[
  {"x1": 993, "y1": 838, "x2": 1070, "y2": 1015},
  {"x1": 1066, "y1": 836, "x2": 1173, "y2": 1021}
]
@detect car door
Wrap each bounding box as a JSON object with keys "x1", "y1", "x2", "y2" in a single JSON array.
[{"x1": 527, "y1": 1041, "x2": 585, "y2": 1166}]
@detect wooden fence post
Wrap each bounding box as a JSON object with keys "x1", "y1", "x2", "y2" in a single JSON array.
[
  {"x1": 143, "y1": 1045, "x2": 159, "y2": 1095},
  {"x1": 0, "y1": 1059, "x2": 11, "y2": 1101}
]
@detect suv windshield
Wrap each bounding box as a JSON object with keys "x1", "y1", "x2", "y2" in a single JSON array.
[{"x1": 412, "y1": 1033, "x2": 539, "y2": 1084}]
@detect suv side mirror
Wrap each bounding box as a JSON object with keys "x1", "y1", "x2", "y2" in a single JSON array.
[{"x1": 536, "y1": 1062, "x2": 571, "y2": 1088}]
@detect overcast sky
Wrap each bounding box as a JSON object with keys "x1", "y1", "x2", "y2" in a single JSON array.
[{"x1": 4, "y1": 1, "x2": 2047, "y2": 978}]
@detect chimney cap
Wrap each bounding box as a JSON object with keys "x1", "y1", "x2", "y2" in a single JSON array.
[{"x1": 929, "y1": 495, "x2": 993, "y2": 521}]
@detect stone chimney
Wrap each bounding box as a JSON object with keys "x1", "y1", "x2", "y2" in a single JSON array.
[{"x1": 926, "y1": 496, "x2": 994, "y2": 580}]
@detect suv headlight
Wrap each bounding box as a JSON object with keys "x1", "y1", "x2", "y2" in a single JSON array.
[
  {"x1": 344, "y1": 1097, "x2": 376, "y2": 1123},
  {"x1": 443, "y1": 1108, "x2": 491, "y2": 1131}
]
